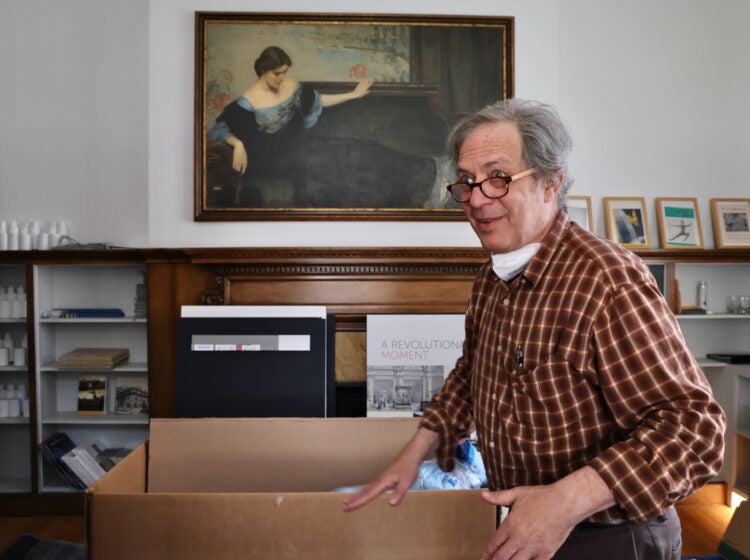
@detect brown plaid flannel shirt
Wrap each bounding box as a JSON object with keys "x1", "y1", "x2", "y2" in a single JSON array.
[{"x1": 420, "y1": 211, "x2": 725, "y2": 523}]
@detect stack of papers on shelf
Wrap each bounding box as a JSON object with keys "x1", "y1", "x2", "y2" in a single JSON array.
[{"x1": 56, "y1": 348, "x2": 130, "y2": 369}]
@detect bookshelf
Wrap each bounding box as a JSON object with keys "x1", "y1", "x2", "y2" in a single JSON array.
[
  {"x1": 32, "y1": 264, "x2": 149, "y2": 493},
  {"x1": 0, "y1": 264, "x2": 31, "y2": 494}
]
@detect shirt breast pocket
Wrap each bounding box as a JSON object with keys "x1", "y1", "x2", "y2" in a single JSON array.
[{"x1": 513, "y1": 356, "x2": 604, "y2": 443}]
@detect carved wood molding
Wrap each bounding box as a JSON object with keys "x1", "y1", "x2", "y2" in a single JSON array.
[
  {"x1": 3, "y1": 246, "x2": 747, "y2": 267},
  {"x1": 181, "y1": 246, "x2": 489, "y2": 265},
  {"x1": 214, "y1": 262, "x2": 484, "y2": 277}
]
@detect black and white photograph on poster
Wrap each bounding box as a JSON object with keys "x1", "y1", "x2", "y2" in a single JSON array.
[
  {"x1": 366, "y1": 314, "x2": 464, "y2": 417},
  {"x1": 367, "y1": 365, "x2": 446, "y2": 416}
]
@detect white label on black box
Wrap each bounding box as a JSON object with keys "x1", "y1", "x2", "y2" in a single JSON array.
[{"x1": 191, "y1": 335, "x2": 311, "y2": 352}]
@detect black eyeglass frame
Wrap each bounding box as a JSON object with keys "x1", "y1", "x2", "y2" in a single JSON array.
[{"x1": 446, "y1": 168, "x2": 536, "y2": 203}]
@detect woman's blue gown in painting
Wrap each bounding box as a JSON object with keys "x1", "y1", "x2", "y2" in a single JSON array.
[{"x1": 207, "y1": 84, "x2": 447, "y2": 209}]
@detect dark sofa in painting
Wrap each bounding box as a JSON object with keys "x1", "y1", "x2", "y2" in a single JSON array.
[{"x1": 205, "y1": 83, "x2": 458, "y2": 211}]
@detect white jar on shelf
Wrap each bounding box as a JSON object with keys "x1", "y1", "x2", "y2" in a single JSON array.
[{"x1": 0, "y1": 286, "x2": 9, "y2": 318}]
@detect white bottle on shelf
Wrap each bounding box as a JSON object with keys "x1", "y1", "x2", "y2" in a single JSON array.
[
  {"x1": 0, "y1": 286, "x2": 9, "y2": 318},
  {"x1": 697, "y1": 280, "x2": 708, "y2": 311},
  {"x1": 12, "y1": 286, "x2": 27, "y2": 318},
  {"x1": 7, "y1": 222, "x2": 19, "y2": 251},
  {"x1": 56, "y1": 220, "x2": 69, "y2": 238},
  {"x1": 0, "y1": 221, "x2": 7, "y2": 251},
  {"x1": 19, "y1": 222, "x2": 32, "y2": 250},
  {"x1": 30, "y1": 221, "x2": 41, "y2": 250},
  {"x1": 2, "y1": 332, "x2": 14, "y2": 363}
]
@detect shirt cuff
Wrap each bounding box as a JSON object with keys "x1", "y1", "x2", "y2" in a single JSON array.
[{"x1": 589, "y1": 445, "x2": 670, "y2": 524}]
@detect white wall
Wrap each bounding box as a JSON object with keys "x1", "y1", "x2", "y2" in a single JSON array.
[
  {"x1": 1, "y1": 0, "x2": 748, "y2": 249},
  {"x1": 0, "y1": 0, "x2": 149, "y2": 247},
  {"x1": 559, "y1": 0, "x2": 750, "y2": 242}
]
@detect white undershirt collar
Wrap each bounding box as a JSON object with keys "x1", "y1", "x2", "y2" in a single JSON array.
[{"x1": 491, "y1": 243, "x2": 542, "y2": 281}]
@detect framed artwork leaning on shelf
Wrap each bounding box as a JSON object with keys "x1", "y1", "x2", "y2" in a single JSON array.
[
  {"x1": 603, "y1": 196, "x2": 651, "y2": 248},
  {"x1": 710, "y1": 198, "x2": 750, "y2": 248},
  {"x1": 655, "y1": 197, "x2": 704, "y2": 249},
  {"x1": 77, "y1": 376, "x2": 107, "y2": 416},
  {"x1": 565, "y1": 195, "x2": 593, "y2": 232},
  {"x1": 645, "y1": 263, "x2": 667, "y2": 300}
]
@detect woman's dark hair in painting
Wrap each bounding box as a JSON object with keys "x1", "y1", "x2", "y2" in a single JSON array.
[{"x1": 254, "y1": 46, "x2": 293, "y2": 77}]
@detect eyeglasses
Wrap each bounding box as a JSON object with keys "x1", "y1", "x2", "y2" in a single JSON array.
[{"x1": 446, "y1": 168, "x2": 536, "y2": 203}]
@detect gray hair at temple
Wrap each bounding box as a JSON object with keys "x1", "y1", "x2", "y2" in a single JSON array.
[{"x1": 447, "y1": 98, "x2": 574, "y2": 208}]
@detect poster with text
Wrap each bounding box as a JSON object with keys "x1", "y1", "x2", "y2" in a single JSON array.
[{"x1": 366, "y1": 314, "x2": 464, "y2": 417}]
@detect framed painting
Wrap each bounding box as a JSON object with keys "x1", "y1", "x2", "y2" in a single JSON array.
[
  {"x1": 194, "y1": 12, "x2": 514, "y2": 221},
  {"x1": 603, "y1": 197, "x2": 651, "y2": 248},
  {"x1": 565, "y1": 195, "x2": 593, "y2": 231},
  {"x1": 655, "y1": 197, "x2": 704, "y2": 249},
  {"x1": 710, "y1": 198, "x2": 750, "y2": 248}
]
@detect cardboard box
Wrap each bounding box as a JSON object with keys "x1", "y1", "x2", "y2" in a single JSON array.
[
  {"x1": 716, "y1": 499, "x2": 750, "y2": 560},
  {"x1": 686, "y1": 500, "x2": 750, "y2": 560},
  {"x1": 87, "y1": 417, "x2": 497, "y2": 559}
]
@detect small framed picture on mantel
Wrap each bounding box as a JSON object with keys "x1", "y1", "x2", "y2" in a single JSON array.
[
  {"x1": 710, "y1": 198, "x2": 750, "y2": 248},
  {"x1": 566, "y1": 195, "x2": 593, "y2": 232},
  {"x1": 603, "y1": 197, "x2": 651, "y2": 248},
  {"x1": 655, "y1": 197, "x2": 703, "y2": 249}
]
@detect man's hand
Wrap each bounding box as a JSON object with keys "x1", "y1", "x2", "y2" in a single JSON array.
[
  {"x1": 479, "y1": 485, "x2": 576, "y2": 560},
  {"x1": 341, "y1": 455, "x2": 419, "y2": 511},
  {"x1": 342, "y1": 427, "x2": 438, "y2": 512},
  {"x1": 479, "y1": 466, "x2": 616, "y2": 560}
]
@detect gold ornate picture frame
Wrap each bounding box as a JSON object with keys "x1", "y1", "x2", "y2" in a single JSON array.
[{"x1": 194, "y1": 12, "x2": 514, "y2": 221}]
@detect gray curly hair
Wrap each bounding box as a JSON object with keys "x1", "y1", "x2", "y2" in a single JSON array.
[{"x1": 447, "y1": 98, "x2": 574, "y2": 208}]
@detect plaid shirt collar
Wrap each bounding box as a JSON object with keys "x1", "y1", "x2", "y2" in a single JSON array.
[{"x1": 520, "y1": 210, "x2": 570, "y2": 288}]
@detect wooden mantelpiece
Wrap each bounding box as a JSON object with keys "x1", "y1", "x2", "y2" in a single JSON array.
[
  {"x1": 3, "y1": 246, "x2": 748, "y2": 264},
  {"x1": 100, "y1": 246, "x2": 750, "y2": 416},
  {"x1": 192, "y1": 247, "x2": 488, "y2": 311},
  {"x1": 147, "y1": 247, "x2": 489, "y2": 417}
]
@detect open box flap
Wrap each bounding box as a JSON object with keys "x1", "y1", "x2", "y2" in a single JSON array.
[{"x1": 147, "y1": 417, "x2": 421, "y2": 493}]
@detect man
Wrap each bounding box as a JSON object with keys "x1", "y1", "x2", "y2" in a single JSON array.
[{"x1": 342, "y1": 99, "x2": 725, "y2": 560}]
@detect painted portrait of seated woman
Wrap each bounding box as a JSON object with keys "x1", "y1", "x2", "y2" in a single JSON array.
[
  {"x1": 208, "y1": 46, "x2": 447, "y2": 209},
  {"x1": 198, "y1": 17, "x2": 511, "y2": 216}
]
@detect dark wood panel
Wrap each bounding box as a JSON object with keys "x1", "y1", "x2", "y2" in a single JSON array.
[
  {"x1": 225, "y1": 275, "x2": 474, "y2": 314},
  {"x1": 147, "y1": 263, "x2": 218, "y2": 418},
  {"x1": 0, "y1": 494, "x2": 83, "y2": 517}
]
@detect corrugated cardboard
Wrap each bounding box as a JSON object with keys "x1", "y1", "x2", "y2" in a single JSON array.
[
  {"x1": 87, "y1": 417, "x2": 497, "y2": 559},
  {"x1": 717, "y1": 499, "x2": 750, "y2": 560}
]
